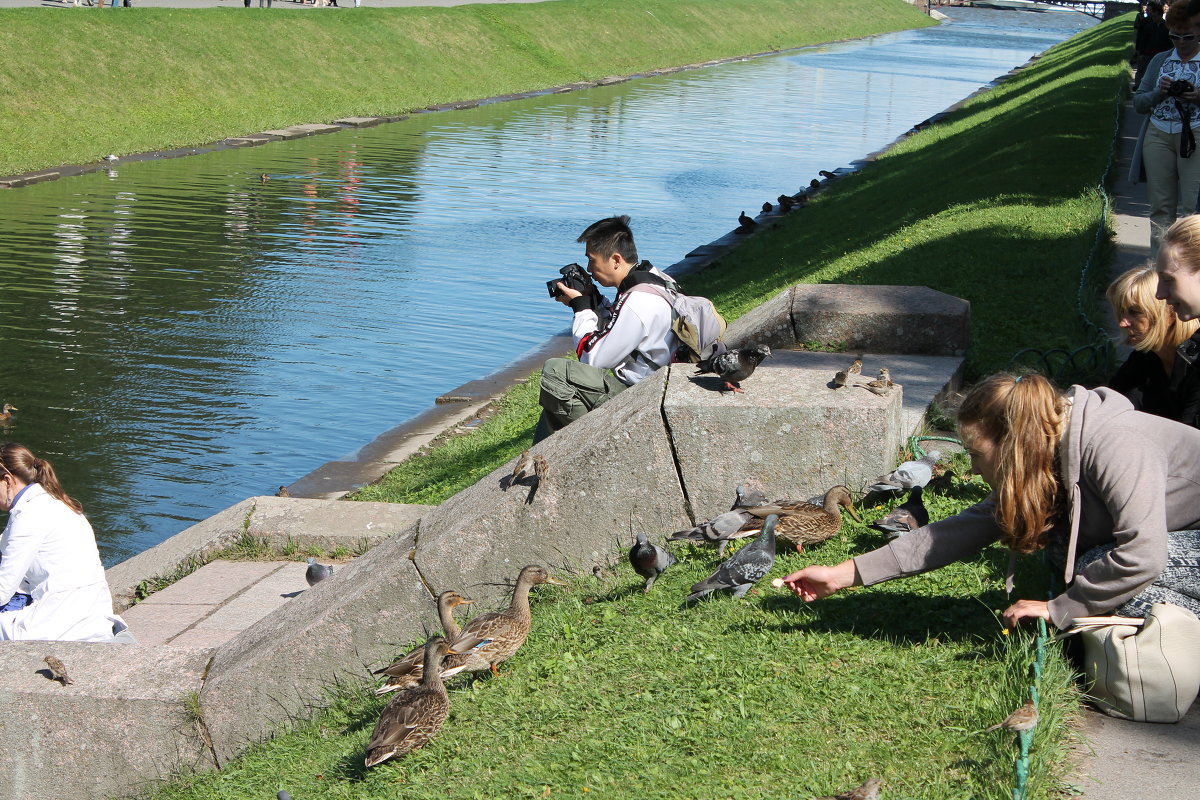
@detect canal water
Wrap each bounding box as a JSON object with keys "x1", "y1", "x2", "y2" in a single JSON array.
[{"x1": 0, "y1": 8, "x2": 1097, "y2": 564}]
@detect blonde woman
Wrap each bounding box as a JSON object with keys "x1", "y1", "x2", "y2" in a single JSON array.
[
  {"x1": 781, "y1": 373, "x2": 1200, "y2": 631},
  {"x1": 1106, "y1": 265, "x2": 1200, "y2": 425},
  {"x1": 0, "y1": 443, "x2": 129, "y2": 641}
]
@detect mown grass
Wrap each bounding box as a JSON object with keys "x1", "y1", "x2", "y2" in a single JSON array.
[
  {"x1": 145, "y1": 477, "x2": 1082, "y2": 800},
  {"x1": 0, "y1": 0, "x2": 931, "y2": 175}
]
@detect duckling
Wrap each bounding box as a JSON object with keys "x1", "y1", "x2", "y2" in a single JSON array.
[
  {"x1": 364, "y1": 635, "x2": 453, "y2": 768},
  {"x1": 443, "y1": 565, "x2": 566, "y2": 678},
  {"x1": 0, "y1": 404, "x2": 17, "y2": 424},
  {"x1": 741, "y1": 485, "x2": 861, "y2": 553},
  {"x1": 373, "y1": 590, "x2": 475, "y2": 695}
]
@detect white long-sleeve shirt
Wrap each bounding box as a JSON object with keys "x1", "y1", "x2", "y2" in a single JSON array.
[
  {"x1": 0, "y1": 482, "x2": 123, "y2": 641},
  {"x1": 572, "y1": 287, "x2": 678, "y2": 386}
]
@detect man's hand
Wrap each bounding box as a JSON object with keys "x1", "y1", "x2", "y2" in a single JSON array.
[{"x1": 554, "y1": 282, "x2": 583, "y2": 306}]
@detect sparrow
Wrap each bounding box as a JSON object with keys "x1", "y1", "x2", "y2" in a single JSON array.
[
  {"x1": 524, "y1": 454, "x2": 549, "y2": 504},
  {"x1": 815, "y1": 777, "x2": 882, "y2": 800},
  {"x1": 43, "y1": 655, "x2": 73, "y2": 686},
  {"x1": 695, "y1": 344, "x2": 772, "y2": 393},
  {"x1": 275, "y1": 485, "x2": 291, "y2": 497},
  {"x1": 735, "y1": 211, "x2": 757, "y2": 234},
  {"x1": 984, "y1": 699, "x2": 1039, "y2": 733},
  {"x1": 505, "y1": 449, "x2": 535, "y2": 489},
  {"x1": 847, "y1": 359, "x2": 862, "y2": 375}
]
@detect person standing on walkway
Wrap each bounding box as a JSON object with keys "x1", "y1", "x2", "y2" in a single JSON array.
[
  {"x1": 1134, "y1": 1, "x2": 1172, "y2": 88},
  {"x1": 1133, "y1": 0, "x2": 1200, "y2": 256},
  {"x1": 1105, "y1": 264, "x2": 1200, "y2": 425},
  {"x1": 0, "y1": 443, "x2": 130, "y2": 642}
]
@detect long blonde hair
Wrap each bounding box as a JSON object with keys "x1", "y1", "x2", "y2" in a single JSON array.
[
  {"x1": 957, "y1": 373, "x2": 1065, "y2": 554},
  {"x1": 0, "y1": 443, "x2": 83, "y2": 514},
  {"x1": 1106, "y1": 265, "x2": 1199, "y2": 352}
]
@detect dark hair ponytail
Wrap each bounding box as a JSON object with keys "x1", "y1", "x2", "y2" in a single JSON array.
[{"x1": 0, "y1": 443, "x2": 83, "y2": 514}]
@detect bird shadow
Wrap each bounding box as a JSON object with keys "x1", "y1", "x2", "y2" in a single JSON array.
[
  {"x1": 686, "y1": 375, "x2": 731, "y2": 394},
  {"x1": 34, "y1": 668, "x2": 59, "y2": 684},
  {"x1": 281, "y1": 590, "x2": 305, "y2": 599}
]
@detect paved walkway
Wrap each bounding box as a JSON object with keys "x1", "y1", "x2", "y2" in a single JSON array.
[
  {"x1": 1069, "y1": 97, "x2": 1200, "y2": 799},
  {"x1": 121, "y1": 559, "x2": 338, "y2": 648}
]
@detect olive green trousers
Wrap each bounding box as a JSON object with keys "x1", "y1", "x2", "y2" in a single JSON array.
[{"x1": 532, "y1": 357, "x2": 627, "y2": 443}]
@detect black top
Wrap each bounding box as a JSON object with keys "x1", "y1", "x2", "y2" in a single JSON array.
[
  {"x1": 1107, "y1": 339, "x2": 1200, "y2": 428},
  {"x1": 1135, "y1": 16, "x2": 1171, "y2": 57}
]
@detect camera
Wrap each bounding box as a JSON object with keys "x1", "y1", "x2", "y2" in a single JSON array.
[
  {"x1": 546, "y1": 263, "x2": 595, "y2": 299},
  {"x1": 1169, "y1": 79, "x2": 1195, "y2": 98}
]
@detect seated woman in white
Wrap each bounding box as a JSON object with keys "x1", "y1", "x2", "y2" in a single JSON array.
[{"x1": 0, "y1": 443, "x2": 128, "y2": 642}]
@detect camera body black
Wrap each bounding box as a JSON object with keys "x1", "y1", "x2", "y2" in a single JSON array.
[
  {"x1": 546, "y1": 263, "x2": 595, "y2": 299},
  {"x1": 1169, "y1": 79, "x2": 1195, "y2": 98}
]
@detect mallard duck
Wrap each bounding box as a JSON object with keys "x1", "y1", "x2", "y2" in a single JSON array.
[
  {"x1": 0, "y1": 404, "x2": 17, "y2": 424},
  {"x1": 364, "y1": 635, "x2": 453, "y2": 768},
  {"x1": 741, "y1": 485, "x2": 861, "y2": 553},
  {"x1": 373, "y1": 590, "x2": 475, "y2": 695},
  {"x1": 443, "y1": 565, "x2": 565, "y2": 678}
]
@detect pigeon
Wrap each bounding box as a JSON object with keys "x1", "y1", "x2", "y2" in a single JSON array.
[
  {"x1": 815, "y1": 777, "x2": 883, "y2": 800},
  {"x1": 628, "y1": 533, "x2": 676, "y2": 593},
  {"x1": 43, "y1": 655, "x2": 73, "y2": 685},
  {"x1": 668, "y1": 509, "x2": 756, "y2": 555},
  {"x1": 868, "y1": 486, "x2": 928, "y2": 539},
  {"x1": 819, "y1": 169, "x2": 838, "y2": 180},
  {"x1": 505, "y1": 449, "x2": 534, "y2": 490},
  {"x1": 762, "y1": 201, "x2": 773, "y2": 213},
  {"x1": 867, "y1": 451, "x2": 941, "y2": 493},
  {"x1": 777, "y1": 194, "x2": 795, "y2": 212},
  {"x1": 305, "y1": 557, "x2": 334, "y2": 586},
  {"x1": 278, "y1": 793, "x2": 292, "y2": 800},
  {"x1": 984, "y1": 699, "x2": 1039, "y2": 733},
  {"x1": 733, "y1": 479, "x2": 771, "y2": 509},
  {"x1": 695, "y1": 344, "x2": 772, "y2": 393},
  {"x1": 275, "y1": 485, "x2": 291, "y2": 497},
  {"x1": 364, "y1": 636, "x2": 453, "y2": 768},
  {"x1": 685, "y1": 514, "x2": 778, "y2": 603},
  {"x1": 735, "y1": 211, "x2": 757, "y2": 234}
]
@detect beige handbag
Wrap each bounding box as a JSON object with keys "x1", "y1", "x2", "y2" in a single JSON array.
[{"x1": 1061, "y1": 603, "x2": 1200, "y2": 723}]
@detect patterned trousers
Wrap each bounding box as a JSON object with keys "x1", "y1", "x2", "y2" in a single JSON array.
[{"x1": 1075, "y1": 530, "x2": 1200, "y2": 618}]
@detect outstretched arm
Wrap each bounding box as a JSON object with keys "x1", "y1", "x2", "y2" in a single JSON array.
[{"x1": 781, "y1": 560, "x2": 860, "y2": 601}]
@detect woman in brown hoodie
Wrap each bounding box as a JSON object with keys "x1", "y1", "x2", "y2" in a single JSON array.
[{"x1": 782, "y1": 372, "x2": 1200, "y2": 631}]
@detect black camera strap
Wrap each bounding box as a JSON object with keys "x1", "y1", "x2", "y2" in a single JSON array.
[{"x1": 1177, "y1": 99, "x2": 1196, "y2": 158}]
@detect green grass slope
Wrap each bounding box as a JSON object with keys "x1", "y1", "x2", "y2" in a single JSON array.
[{"x1": 0, "y1": 0, "x2": 931, "y2": 175}]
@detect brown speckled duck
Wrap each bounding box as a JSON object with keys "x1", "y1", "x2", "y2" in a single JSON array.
[
  {"x1": 741, "y1": 484, "x2": 861, "y2": 553},
  {"x1": 442, "y1": 564, "x2": 565, "y2": 678},
  {"x1": 364, "y1": 635, "x2": 453, "y2": 768},
  {"x1": 373, "y1": 590, "x2": 475, "y2": 695},
  {"x1": 0, "y1": 404, "x2": 17, "y2": 424}
]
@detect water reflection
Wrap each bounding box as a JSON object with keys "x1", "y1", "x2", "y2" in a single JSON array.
[{"x1": 0, "y1": 8, "x2": 1096, "y2": 564}]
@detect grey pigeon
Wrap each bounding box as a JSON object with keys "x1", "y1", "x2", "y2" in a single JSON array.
[
  {"x1": 628, "y1": 533, "x2": 676, "y2": 593},
  {"x1": 685, "y1": 514, "x2": 778, "y2": 603},
  {"x1": 735, "y1": 211, "x2": 757, "y2": 234},
  {"x1": 695, "y1": 344, "x2": 772, "y2": 393},
  {"x1": 278, "y1": 792, "x2": 293, "y2": 800},
  {"x1": 305, "y1": 557, "x2": 334, "y2": 587},
  {"x1": 868, "y1": 486, "x2": 928, "y2": 539},
  {"x1": 668, "y1": 509, "x2": 757, "y2": 555},
  {"x1": 867, "y1": 450, "x2": 941, "y2": 493},
  {"x1": 733, "y1": 480, "x2": 771, "y2": 509}
]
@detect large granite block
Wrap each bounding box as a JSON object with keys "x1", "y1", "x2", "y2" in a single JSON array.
[
  {"x1": 198, "y1": 524, "x2": 430, "y2": 764},
  {"x1": 790, "y1": 284, "x2": 970, "y2": 356},
  {"x1": 664, "y1": 350, "x2": 959, "y2": 520},
  {"x1": 0, "y1": 643, "x2": 212, "y2": 800},
  {"x1": 413, "y1": 369, "x2": 692, "y2": 604},
  {"x1": 724, "y1": 287, "x2": 796, "y2": 350}
]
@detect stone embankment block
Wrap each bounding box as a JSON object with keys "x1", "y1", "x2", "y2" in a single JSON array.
[
  {"x1": 0, "y1": 642, "x2": 213, "y2": 800},
  {"x1": 725, "y1": 284, "x2": 970, "y2": 357}
]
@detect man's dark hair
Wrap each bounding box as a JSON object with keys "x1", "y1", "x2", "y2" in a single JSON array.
[{"x1": 578, "y1": 215, "x2": 638, "y2": 264}]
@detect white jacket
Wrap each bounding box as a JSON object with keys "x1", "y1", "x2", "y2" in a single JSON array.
[
  {"x1": 573, "y1": 286, "x2": 678, "y2": 386},
  {"x1": 0, "y1": 483, "x2": 123, "y2": 641}
]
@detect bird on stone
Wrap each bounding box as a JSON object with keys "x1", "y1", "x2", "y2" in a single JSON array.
[
  {"x1": 867, "y1": 450, "x2": 941, "y2": 493},
  {"x1": 374, "y1": 590, "x2": 476, "y2": 695},
  {"x1": 735, "y1": 211, "x2": 757, "y2": 234},
  {"x1": 695, "y1": 344, "x2": 772, "y2": 393},
  {"x1": 984, "y1": 699, "x2": 1039, "y2": 733},
  {"x1": 832, "y1": 370, "x2": 851, "y2": 389},
  {"x1": 0, "y1": 404, "x2": 16, "y2": 424},
  {"x1": 777, "y1": 194, "x2": 795, "y2": 212},
  {"x1": 819, "y1": 169, "x2": 838, "y2": 180},
  {"x1": 876, "y1": 367, "x2": 893, "y2": 386},
  {"x1": 305, "y1": 557, "x2": 334, "y2": 587},
  {"x1": 505, "y1": 449, "x2": 534, "y2": 490},
  {"x1": 815, "y1": 777, "x2": 883, "y2": 800},
  {"x1": 629, "y1": 532, "x2": 676, "y2": 593},
  {"x1": 762, "y1": 201, "x2": 773, "y2": 213},
  {"x1": 275, "y1": 485, "x2": 291, "y2": 498},
  {"x1": 43, "y1": 655, "x2": 72, "y2": 685},
  {"x1": 809, "y1": 178, "x2": 821, "y2": 190},
  {"x1": 847, "y1": 359, "x2": 862, "y2": 376},
  {"x1": 364, "y1": 636, "x2": 454, "y2": 768},
  {"x1": 860, "y1": 367, "x2": 897, "y2": 396},
  {"x1": 685, "y1": 514, "x2": 778, "y2": 603},
  {"x1": 868, "y1": 486, "x2": 928, "y2": 539}
]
